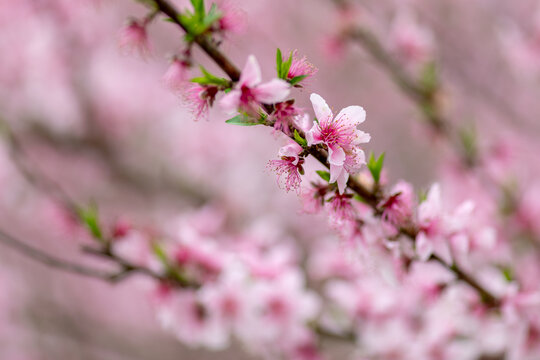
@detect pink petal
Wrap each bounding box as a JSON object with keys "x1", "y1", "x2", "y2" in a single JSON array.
[
  {"x1": 294, "y1": 113, "x2": 312, "y2": 133},
  {"x1": 328, "y1": 145, "x2": 346, "y2": 166},
  {"x1": 353, "y1": 130, "x2": 371, "y2": 145},
  {"x1": 329, "y1": 163, "x2": 346, "y2": 186},
  {"x1": 239, "y1": 55, "x2": 262, "y2": 87},
  {"x1": 336, "y1": 170, "x2": 349, "y2": 195},
  {"x1": 335, "y1": 105, "x2": 366, "y2": 126},
  {"x1": 435, "y1": 242, "x2": 453, "y2": 265},
  {"x1": 416, "y1": 232, "x2": 433, "y2": 261},
  {"x1": 279, "y1": 141, "x2": 303, "y2": 157},
  {"x1": 418, "y1": 183, "x2": 442, "y2": 223},
  {"x1": 309, "y1": 93, "x2": 333, "y2": 125},
  {"x1": 219, "y1": 90, "x2": 241, "y2": 115},
  {"x1": 254, "y1": 79, "x2": 290, "y2": 103},
  {"x1": 306, "y1": 124, "x2": 323, "y2": 146},
  {"x1": 451, "y1": 233, "x2": 469, "y2": 255}
]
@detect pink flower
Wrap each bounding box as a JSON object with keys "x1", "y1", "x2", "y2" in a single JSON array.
[
  {"x1": 156, "y1": 290, "x2": 228, "y2": 349},
  {"x1": 220, "y1": 55, "x2": 290, "y2": 115},
  {"x1": 415, "y1": 183, "x2": 452, "y2": 264},
  {"x1": 272, "y1": 100, "x2": 301, "y2": 135},
  {"x1": 389, "y1": 11, "x2": 433, "y2": 65},
  {"x1": 112, "y1": 218, "x2": 131, "y2": 239},
  {"x1": 287, "y1": 50, "x2": 318, "y2": 83},
  {"x1": 174, "y1": 242, "x2": 223, "y2": 282},
  {"x1": 216, "y1": 0, "x2": 246, "y2": 35},
  {"x1": 251, "y1": 270, "x2": 320, "y2": 342},
  {"x1": 163, "y1": 57, "x2": 190, "y2": 92},
  {"x1": 321, "y1": 35, "x2": 347, "y2": 62},
  {"x1": 199, "y1": 267, "x2": 253, "y2": 339},
  {"x1": 268, "y1": 140, "x2": 304, "y2": 192},
  {"x1": 380, "y1": 181, "x2": 414, "y2": 226},
  {"x1": 306, "y1": 93, "x2": 370, "y2": 194},
  {"x1": 300, "y1": 183, "x2": 329, "y2": 214},
  {"x1": 111, "y1": 230, "x2": 163, "y2": 272},
  {"x1": 327, "y1": 193, "x2": 356, "y2": 226},
  {"x1": 119, "y1": 19, "x2": 150, "y2": 58},
  {"x1": 183, "y1": 84, "x2": 218, "y2": 121}
]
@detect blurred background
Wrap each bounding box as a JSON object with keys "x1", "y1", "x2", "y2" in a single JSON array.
[{"x1": 0, "y1": 0, "x2": 539, "y2": 358}]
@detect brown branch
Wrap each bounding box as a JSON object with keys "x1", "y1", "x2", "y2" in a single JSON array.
[
  {"x1": 24, "y1": 121, "x2": 210, "y2": 205},
  {"x1": 346, "y1": 27, "x2": 448, "y2": 134},
  {"x1": 0, "y1": 229, "x2": 127, "y2": 282},
  {"x1": 139, "y1": 0, "x2": 501, "y2": 307},
  {"x1": 153, "y1": 0, "x2": 241, "y2": 81}
]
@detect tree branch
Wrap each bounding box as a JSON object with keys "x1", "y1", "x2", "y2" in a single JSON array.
[{"x1": 140, "y1": 0, "x2": 501, "y2": 307}]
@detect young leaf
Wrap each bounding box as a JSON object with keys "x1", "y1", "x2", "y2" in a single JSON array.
[
  {"x1": 77, "y1": 204, "x2": 103, "y2": 241},
  {"x1": 418, "y1": 189, "x2": 428, "y2": 203},
  {"x1": 203, "y1": 3, "x2": 222, "y2": 27},
  {"x1": 190, "y1": 0, "x2": 205, "y2": 21},
  {"x1": 276, "y1": 48, "x2": 283, "y2": 78},
  {"x1": 420, "y1": 61, "x2": 438, "y2": 93},
  {"x1": 458, "y1": 123, "x2": 478, "y2": 166},
  {"x1": 152, "y1": 242, "x2": 169, "y2": 265},
  {"x1": 293, "y1": 129, "x2": 307, "y2": 147},
  {"x1": 225, "y1": 114, "x2": 264, "y2": 126},
  {"x1": 353, "y1": 194, "x2": 367, "y2": 203},
  {"x1": 280, "y1": 51, "x2": 293, "y2": 80},
  {"x1": 289, "y1": 75, "x2": 308, "y2": 86},
  {"x1": 501, "y1": 266, "x2": 514, "y2": 282},
  {"x1": 367, "y1": 152, "x2": 385, "y2": 183},
  {"x1": 316, "y1": 170, "x2": 331, "y2": 182},
  {"x1": 191, "y1": 66, "x2": 230, "y2": 87}
]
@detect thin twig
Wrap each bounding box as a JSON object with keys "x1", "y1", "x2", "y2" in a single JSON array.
[
  {"x1": 141, "y1": 0, "x2": 500, "y2": 307},
  {"x1": 0, "y1": 229, "x2": 124, "y2": 282}
]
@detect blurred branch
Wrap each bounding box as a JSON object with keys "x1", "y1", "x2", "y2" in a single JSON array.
[
  {"x1": 0, "y1": 228, "x2": 128, "y2": 282},
  {"x1": 24, "y1": 121, "x2": 210, "y2": 205},
  {"x1": 346, "y1": 27, "x2": 448, "y2": 133},
  {"x1": 331, "y1": 2, "x2": 540, "y2": 251}
]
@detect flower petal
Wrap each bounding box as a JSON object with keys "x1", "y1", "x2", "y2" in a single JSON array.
[
  {"x1": 418, "y1": 183, "x2": 442, "y2": 223},
  {"x1": 416, "y1": 232, "x2": 433, "y2": 261},
  {"x1": 328, "y1": 145, "x2": 346, "y2": 166},
  {"x1": 336, "y1": 170, "x2": 349, "y2": 195},
  {"x1": 353, "y1": 130, "x2": 371, "y2": 145},
  {"x1": 310, "y1": 93, "x2": 333, "y2": 125},
  {"x1": 219, "y1": 90, "x2": 241, "y2": 115},
  {"x1": 435, "y1": 242, "x2": 453, "y2": 265},
  {"x1": 306, "y1": 123, "x2": 323, "y2": 146},
  {"x1": 336, "y1": 105, "x2": 366, "y2": 126},
  {"x1": 239, "y1": 55, "x2": 262, "y2": 87},
  {"x1": 329, "y1": 162, "x2": 345, "y2": 184},
  {"x1": 279, "y1": 141, "x2": 303, "y2": 158},
  {"x1": 254, "y1": 79, "x2": 290, "y2": 103}
]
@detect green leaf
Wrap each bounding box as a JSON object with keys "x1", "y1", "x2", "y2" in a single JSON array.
[
  {"x1": 289, "y1": 75, "x2": 308, "y2": 86},
  {"x1": 77, "y1": 204, "x2": 103, "y2": 241},
  {"x1": 203, "y1": 3, "x2": 222, "y2": 27},
  {"x1": 420, "y1": 61, "x2": 438, "y2": 93},
  {"x1": 280, "y1": 51, "x2": 293, "y2": 80},
  {"x1": 293, "y1": 129, "x2": 307, "y2": 146},
  {"x1": 190, "y1": 66, "x2": 230, "y2": 87},
  {"x1": 316, "y1": 170, "x2": 331, "y2": 182},
  {"x1": 152, "y1": 243, "x2": 169, "y2": 265},
  {"x1": 353, "y1": 194, "x2": 367, "y2": 203},
  {"x1": 501, "y1": 266, "x2": 514, "y2": 282},
  {"x1": 276, "y1": 48, "x2": 283, "y2": 78},
  {"x1": 190, "y1": 0, "x2": 205, "y2": 21},
  {"x1": 367, "y1": 152, "x2": 385, "y2": 183},
  {"x1": 418, "y1": 189, "x2": 428, "y2": 203},
  {"x1": 225, "y1": 114, "x2": 264, "y2": 126},
  {"x1": 458, "y1": 123, "x2": 478, "y2": 167}
]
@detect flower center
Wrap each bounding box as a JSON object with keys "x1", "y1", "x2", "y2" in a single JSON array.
[{"x1": 240, "y1": 85, "x2": 256, "y2": 105}]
